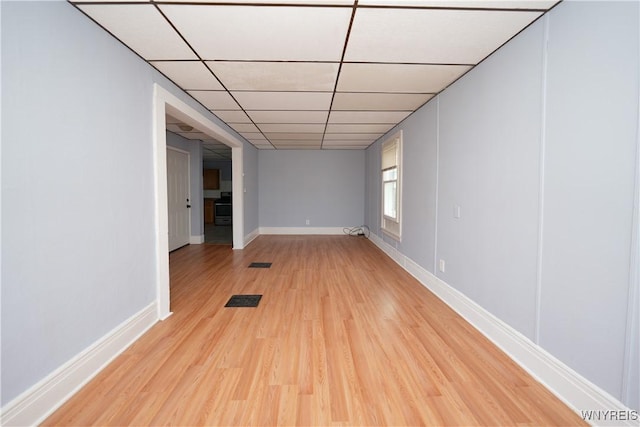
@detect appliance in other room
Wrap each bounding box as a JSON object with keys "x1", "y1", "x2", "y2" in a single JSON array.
[{"x1": 214, "y1": 192, "x2": 232, "y2": 225}]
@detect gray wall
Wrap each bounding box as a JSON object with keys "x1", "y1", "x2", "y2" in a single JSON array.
[
  {"x1": 1, "y1": 0, "x2": 258, "y2": 406},
  {"x1": 364, "y1": 0, "x2": 639, "y2": 410},
  {"x1": 166, "y1": 132, "x2": 204, "y2": 238},
  {"x1": 259, "y1": 150, "x2": 364, "y2": 228}
]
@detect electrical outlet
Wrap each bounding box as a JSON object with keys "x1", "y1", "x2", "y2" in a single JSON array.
[
  {"x1": 439, "y1": 259, "x2": 446, "y2": 273},
  {"x1": 305, "y1": 219, "x2": 310, "y2": 225}
]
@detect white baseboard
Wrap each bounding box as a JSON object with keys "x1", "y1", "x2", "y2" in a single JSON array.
[
  {"x1": 190, "y1": 234, "x2": 204, "y2": 244},
  {"x1": 259, "y1": 226, "x2": 347, "y2": 235},
  {"x1": 368, "y1": 232, "x2": 636, "y2": 427},
  {"x1": 244, "y1": 227, "x2": 260, "y2": 247},
  {"x1": 0, "y1": 303, "x2": 158, "y2": 427}
]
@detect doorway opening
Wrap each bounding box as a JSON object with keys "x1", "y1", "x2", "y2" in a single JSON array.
[{"x1": 153, "y1": 84, "x2": 245, "y2": 320}]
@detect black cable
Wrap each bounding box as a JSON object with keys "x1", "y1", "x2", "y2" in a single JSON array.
[{"x1": 343, "y1": 225, "x2": 370, "y2": 238}]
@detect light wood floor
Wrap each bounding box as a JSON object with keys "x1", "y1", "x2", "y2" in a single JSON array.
[{"x1": 44, "y1": 235, "x2": 585, "y2": 426}]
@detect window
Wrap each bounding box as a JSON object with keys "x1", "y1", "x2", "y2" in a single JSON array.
[{"x1": 381, "y1": 131, "x2": 402, "y2": 239}]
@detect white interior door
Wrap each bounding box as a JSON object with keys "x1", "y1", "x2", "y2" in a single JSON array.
[{"x1": 167, "y1": 147, "x2": 190, "y2": 252}]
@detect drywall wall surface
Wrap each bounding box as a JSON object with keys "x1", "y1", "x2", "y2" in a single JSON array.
[
  {"x1": 435, "y1": 16, "x2": 545, "y2": 339},
  {"x1": 539, "y1": 0, "x2": 639, "y2": 399},
  {"x1": 258, "y1": 149, "x2": 364, "y2": 228},
  {"x1": 396, "y1": 101, "x2": 439, "y2": 272},
  {"x1": 1, "y1": 1, "x2": 157, "y2": 405},
  {"x1": 243, "y1": 144, "x2": 259, "y2": 235}
]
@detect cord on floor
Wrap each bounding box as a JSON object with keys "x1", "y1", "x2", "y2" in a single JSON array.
[{"x1": 343, "y1": 225, "x2": 370, "y2": 238}]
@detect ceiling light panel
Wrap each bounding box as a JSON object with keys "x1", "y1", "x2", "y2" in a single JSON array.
[
  {"x1": 207, "y1": 62, "x2": 339, "y2": 92},
  {"x1": 187, "y1": 90, "x2": 240, "y2": 110},
  {"x1": 332, "y1": 92, "x2": 434, "y2": 111},
  {"x1": 248, "y1": 111, "x2": 329, "y2": 124},
  {"x1": 77, "y1": 5, "x2": 196, "y2": 60},
  {"x1": 151, "y1": 61, "x2": 223, "y2": 90},
  {"x1": 338, "y1": 63, "x2": 470, "y2": 93},
  {"x1": 356, "y1": 0, "x2": 557, "y2": 8},
  {"x1": 346, "y1": 8, "x2": 542, "y2": 64},
  {"x1": 232, "y1": 91, "x2": 332, "y2": 111},
  {"x1": 158, "y1": 5, "x2": 352, "y2": 61},
  {"x1": 213, "y1": 110, "x2": 252, "y2": 123},
  {"x1": 328, "y1": 111, "x2": 411, "y2": 123}
]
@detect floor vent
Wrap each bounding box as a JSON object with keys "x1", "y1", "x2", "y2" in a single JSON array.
[
  {"x1": 248, "y1": 262, "x2": 272, "y2": 268},
  {"x1": 225, "y1": 295, "x2": 262, "y2": 308}
]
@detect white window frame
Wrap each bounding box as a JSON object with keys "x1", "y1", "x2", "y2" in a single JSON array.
[{"x1": 381, "y1": 130, "x2": 402, "y2": 240}]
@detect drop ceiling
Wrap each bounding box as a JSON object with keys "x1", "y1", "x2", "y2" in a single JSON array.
[{"x1": 70, "y1": 0, "x2": 559, "y2": 150}]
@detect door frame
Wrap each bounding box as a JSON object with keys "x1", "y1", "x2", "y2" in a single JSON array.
[
  {"x1": 166, "y1": 146, "x2": 191, "y2": 251},
  {"x1": 153, "y1": 84, "x2": 245, "y2": 320}
]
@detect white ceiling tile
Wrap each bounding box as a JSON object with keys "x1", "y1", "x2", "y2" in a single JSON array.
[
  {"x1": 188, "y1": 90, "x2": 240, "y2": 109},
  {"x1": 207, "y1": 62, "x2": 339, "y2": 91},
  {"x1": 264, "y1": 133, "x2": 324, "y2": 141},
  {"x1": 213, "y1": 110, "x2": 252, "y2": 123},
  {"x1": 332, "y1": 92, "x2": 434, "y2": 111},
  {"x1": 230, "y1": 123, "x2": 260, "y2": 132},
  {"x1": 328, "y1": 111, "x2": 411, "y2": 123},
  {"x1": 326, "y1": 123, "x2": 394, "y2": 133},
  {"x1": 150, "y1": 61, "x2": 223, "y2": 90},
  {"x1": 356, "y1": 0, "x2": 557, "y2": 9},
  {"x1": 240, "y1": 132, "x2": 265, "y2": 140},
  {"x1": 258, "y1": 123, "x2": 326, "y2": 133},
  {"x1": 73, "y1": 0, "x2": 151, "y2": 2},
  {"x1": 159, "y1": 5, "x2": 351, "y2": 61},
  {"x1": 273, "y1": 142, "x2": 322, "y2": 149},
  {"x1": 322, "y1": 146, "x2": 367, "y2": 150},
  {"x1": 232, "y1": 92, "x2": 332, "y2": 110},
  {"x1": 323, "y1": 133, "x2": 381, "y2": 140},
  {"x1": 247, "y1": 136, "x2": 269, "y2": 142},
  {"x1": 321, "y1": 140, "x2": 371, "y2": 148},
  {"x1": 248, "y1": 111, "x2": 329, "y2": 124},
  {"x1": 338, "y1": 63, "x2": 470, "y2": 93},
  {"x1": 160, "y1": 0, "x2": 354, "y2": 4},
  {"x1": 346, "y1": 8, "x2": 542, "y2": 63},
  {"x1": 77, "y1": 5, "x2": 196, "y2": 60}
]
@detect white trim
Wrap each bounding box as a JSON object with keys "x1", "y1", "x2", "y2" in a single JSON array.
[
  {"x1": 153, "y1": 84, "x2": 245, "y2": 318},
  {"x1": 190, "y1": 234, "x2": 205, "y2": 244},
  {"x1": 0, "y1": 304, "x2": 157, "y2": 427},
  {"x1": 231, "y1": 146, "x2": 244, "y2": 250},
  {"x1": 244, "y1": 227, "x2": 260, "y2": 247},
  {"x1": 368, "y1": 232, "x2": 636, "y2": 427},
  {"x1": 259, "y1": 227, "x2": 347, "y2": 235}
]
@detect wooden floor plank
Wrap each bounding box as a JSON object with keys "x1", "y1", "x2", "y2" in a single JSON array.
[{"x1": 42, "y1": 235, "x2": 586, "y2": 426}]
